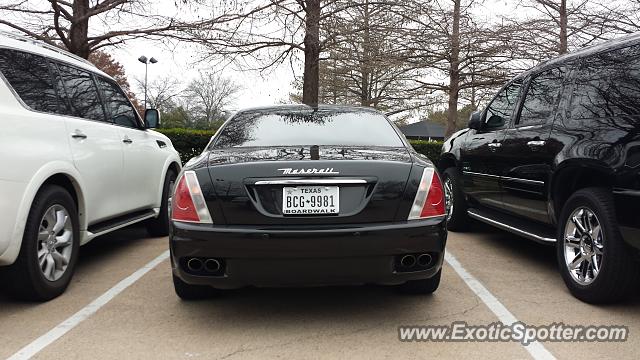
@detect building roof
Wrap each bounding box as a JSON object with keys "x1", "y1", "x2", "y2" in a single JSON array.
[{"x1": 398, "y1": 121, "x2": 446, "y2": 139}]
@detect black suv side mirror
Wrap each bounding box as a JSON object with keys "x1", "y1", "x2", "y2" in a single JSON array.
[
  {"x1": 468, "y1": 111, "x2": 483, "y2": 130},
  {"x1": 145, "y1": 109, "x2": 161, "y2": 129}
]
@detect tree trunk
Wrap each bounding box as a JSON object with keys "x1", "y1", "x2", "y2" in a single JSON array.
[
  {"x1": 558, "y1": 0, "x2": 568, "y2": 54},
  {"x1": 360, "y1": 0, "x2": 371, "y2": 107},
  {"x1": 68, "y1": 0, "x2": 91, "y2": 58},
  {"x1": 332, "y1": 57, "x2": 338, "y2": 103},
  {"x1": 446, "y1": 0, "x2": 461, "y2": 138},
  {"x1": 302, "y1": 0, "x2": 321, "y2": 106}
]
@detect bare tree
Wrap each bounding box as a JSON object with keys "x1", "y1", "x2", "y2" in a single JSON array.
[
  {"x1": 593, "y1": 0, "x2": 640, "y2": 34},
  {"x1": 185, "y1": 72, "x2": 240, "y2": 128},
  {"x1": 509, "y1": 0, "x2": 636, "y2": 61},
  {"x1": 317, "y1": 0, "x2": 418, "y2": 115},
  {"x1": 192, "y1": 0, "x2": 393, "y2": 106},
  {"x1": 404, "y1": 0, "x2": 516, "y2": 137},
  {"x1": 135, "y1": 75, "x2": 183, "y2": 111},
  {"x1": 0, "y1": 0, "x2": 198, "y2": 58},
  {"x1": 134, "y1": 72, "x2": 239, "y2": 129},
  {"x1": 446, "y1": 0, "x2": 463, "y2": 137},
  {"x1": 280, "y1": 0, "x2": 516, "y2": 129},
  {"x1": 192, "y1": 0, "x2": 320, "y2": 105}
]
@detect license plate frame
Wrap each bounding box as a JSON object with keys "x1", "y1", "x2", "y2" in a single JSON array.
[{"x1": 282, "y1": 186, "x2": 340, "y2": 215}]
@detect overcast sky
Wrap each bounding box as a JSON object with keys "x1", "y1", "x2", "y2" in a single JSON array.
[
  {"x1": 108, "y1": 0, "x2": 300, "y2": 111},
  {"x1": 113, "y1": 40, "x2": 297, "y2": 111}
]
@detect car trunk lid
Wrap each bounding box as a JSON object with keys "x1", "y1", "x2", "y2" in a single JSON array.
[{"x1": 206, "y1": 146, "x2": 413, "y2": 225}]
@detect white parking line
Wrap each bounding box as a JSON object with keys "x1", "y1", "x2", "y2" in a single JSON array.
[
  {"x1": 7, "y1": 249, "x2": 552, "y2": 359},
  {"x1": 445, "y1": 251, "x2": 556, "y2": 360},
  {"x1": 7, "y1": 250, "x2": 170, "y2": 360}
]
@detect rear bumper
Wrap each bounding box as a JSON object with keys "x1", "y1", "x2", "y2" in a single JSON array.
[{"x1": 170, "y1": 218, "x2": 447, "y2": 289}]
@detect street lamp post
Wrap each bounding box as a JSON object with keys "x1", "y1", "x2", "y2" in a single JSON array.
[{"x1": 138, "y1": 55, "x2": 158, "y2": 109}]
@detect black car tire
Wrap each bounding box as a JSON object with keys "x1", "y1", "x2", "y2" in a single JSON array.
[
  {"x1": 146, "y1": 169, "x2": 177, "y2": 237},
  {"x1": 443, "y1": 167, "x2": 470, "y2": 231},
  {"x1": 173, "y1": 274, "x2": 217, "y2": 300},
  {"x1": 1, "y1": 185, "x2": 80, "y2": 301},
  {"x1": 397, "y1": 269, "x2": 441, "y2": 295},
  {"x1": 556, "y1": 187, "x2": 639, "y2": 304}
]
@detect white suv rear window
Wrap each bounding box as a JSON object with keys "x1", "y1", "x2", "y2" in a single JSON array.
[{"x1": 0, "y1": 48, "x2": 58, "y2": 113}]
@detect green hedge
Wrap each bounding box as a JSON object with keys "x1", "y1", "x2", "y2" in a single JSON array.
[
  {"x1": 156, "y1": 128, "x2": 215, "y2": 163},
  {"x1": 408, "y1": 140, "x2": 443, "y2": 164},
  {"x1": 157, "y1": 128, "x2": 443, "y2": 165}
]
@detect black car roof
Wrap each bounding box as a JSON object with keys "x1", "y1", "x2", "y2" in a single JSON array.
[
  {"x1": 234, "y1": 104, "x2": 381, "y2": 115},
  {"x1": 517, "y1": 32, "x2": 640, "y2": 80}
]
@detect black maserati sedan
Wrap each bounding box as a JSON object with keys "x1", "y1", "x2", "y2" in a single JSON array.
[{"x1": 168, "y1": 105, "x2": 447, "y2": 299}]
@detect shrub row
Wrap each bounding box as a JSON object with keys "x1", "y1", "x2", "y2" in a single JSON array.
[
  {"x1": 156, "y1": 128, "x2": 215, "y2": 163},
  {"x1": 409, "y1": 140, "x2": 444, "y2": 164},
  {"x1": 157, "y1": 128, "x2": 443, "y2": 165}
]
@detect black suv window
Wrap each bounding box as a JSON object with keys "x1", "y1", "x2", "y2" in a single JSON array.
[
  {"x1": 484, "y1": 81, "x2": 522, "y2": 130},
  {"x1": 0, "y1": 48, "x2": 58, "y2": 113},
  {"x1": 571, "y1": 45, "x2": 640, "y2": 120},
  {"x1": 55, "y1": 63, "x2": 106, "y2": 121},
  {"x1": 96, "y1": 77, "x2": 139, "y2": 128},
  {"x1": 213, "y1": 109, "x2": 404, "y2": 148},
  {"x1": 518, "y1": 67, "x2": 566, "y2": 126}
]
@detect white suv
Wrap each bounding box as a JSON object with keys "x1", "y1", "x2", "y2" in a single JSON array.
[{"x1": 0, "y1": 33, "x2": 181, "y2": 301}]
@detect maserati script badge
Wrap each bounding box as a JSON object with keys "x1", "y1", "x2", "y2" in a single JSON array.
[{"x1": 277, "y1": 168, "x2": 339, "y2": 175}]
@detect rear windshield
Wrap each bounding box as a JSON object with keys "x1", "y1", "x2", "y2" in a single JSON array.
[{"x1": 212, "y1": 109, "x2": 405, "y2": 148}]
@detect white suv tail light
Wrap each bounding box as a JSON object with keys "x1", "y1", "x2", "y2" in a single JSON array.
[
  {"x1": 407, "y1": 168, "x2": 446, "y2": 220},
  {"x1": 171, "y1": 171, "x2": 213, "y2": 223}
]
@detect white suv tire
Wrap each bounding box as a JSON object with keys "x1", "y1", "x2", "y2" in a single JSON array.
[{"x1": 1, "y1": 185, "x2": 80, "y2": 301}]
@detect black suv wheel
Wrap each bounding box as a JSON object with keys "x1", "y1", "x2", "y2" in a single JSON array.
[
  {"x1": 442, "y1": 168, "x2": 470, "y2": 231},
  {"x1": 557, "y1": 188, "x2": 639, "y2": 304}
]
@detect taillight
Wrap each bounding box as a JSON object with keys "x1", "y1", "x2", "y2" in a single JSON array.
[
  {"x1": 407, "y1": 168, "x2": 446, "y2": 220},
  {"x1": 171, "y1": 171, "x2": 213, "y2": 223}
]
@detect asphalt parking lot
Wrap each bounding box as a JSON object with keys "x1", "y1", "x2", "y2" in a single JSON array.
[{"x1": 1, "y1": 225, "x2": 639, "y2": 360}]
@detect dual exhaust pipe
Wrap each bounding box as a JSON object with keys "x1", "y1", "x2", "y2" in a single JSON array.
[
  {"x1": 186, "y1": 257, "x2": 222, "y2": 274},
  {"x1": 187, "y1": 254, "x2": 433, "y2": 275},
  {"x1": 397, "y1": 253, "x2": 434, "y2": 272}
]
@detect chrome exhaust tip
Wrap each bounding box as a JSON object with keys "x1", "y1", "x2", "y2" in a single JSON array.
[
  {"x1": 204, "y1": 258, "x2": 221, "y2": 273},
  {"x1": 400, "y1": 254, "x2": 416, "y2": 268},
  {"x1": 187, "y1": 258, "x2": 204, "y2": 272},
  {"x1": 417, "y1": 253, "x2": 433, "y2": 267}
]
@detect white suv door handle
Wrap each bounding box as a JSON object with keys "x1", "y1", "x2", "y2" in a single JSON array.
[
  {"x1": 527, "y1": 140, "x2": 546, "y2": 147},
  {"x1": 71, "y1": 130, "x2": 87, "y2": 140},
  {"x1": 122, "y1": 136, "x2": 133, "y2": 144}
]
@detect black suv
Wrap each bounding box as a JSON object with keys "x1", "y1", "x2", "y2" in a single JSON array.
[{"x1": 440, "y1": 35, "x2": 640, "y2": 304}]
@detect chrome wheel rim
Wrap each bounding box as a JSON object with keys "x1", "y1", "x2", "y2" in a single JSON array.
[
  {"x1": 444, "y1": 176, "x2": 454, "y2": 222},
  {"x1": 37, "y1": 205, "x2": 73, "y2": 282},
  {"x1": 563, "y1": 207, "x2": 603, "y2": 285}
]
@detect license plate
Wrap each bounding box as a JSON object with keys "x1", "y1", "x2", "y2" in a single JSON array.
[{"x1": 282, "y1": 186, "x2": 339, "y2": 215}]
